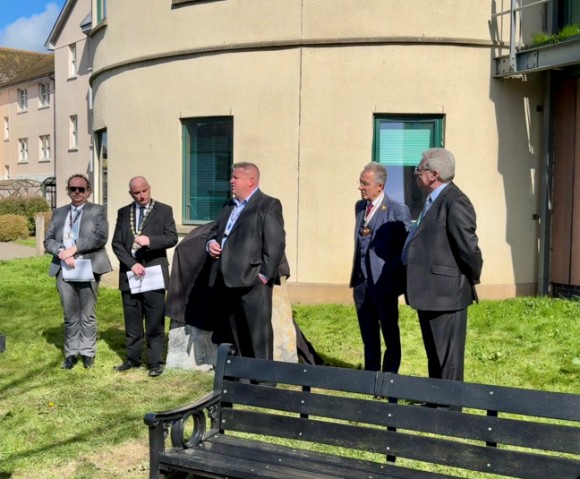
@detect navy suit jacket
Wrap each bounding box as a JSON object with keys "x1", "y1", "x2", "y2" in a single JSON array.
[
  {"x1": 112, "y1": 201, "x2": 178, "y2": 292},
  {"x1": 405, "y1": 182, "x2": 483, "y2": 311},
  {"x1": 350, "y1": 194, "x2": 411, "y2": 295},
  {"x1": 44, "y1": 202, "x2": 112, "y2": 277},
  {"x1": 208, "y1": 189, "x2": 285, "y2": 288}
]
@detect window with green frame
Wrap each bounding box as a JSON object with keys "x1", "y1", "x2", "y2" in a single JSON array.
[
  {"x1": 373, "y1": 115, "x2": 444, "y2": 219},
  {"x1": 96, "y1": 0, "x2": 107, "y2": 23},
  {"x1": 182, "y1": 117, "x2": 233, "y2": 223}
]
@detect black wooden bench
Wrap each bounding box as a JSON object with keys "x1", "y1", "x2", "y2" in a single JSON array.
[{"x1": 145, "y1": 343, "x2": 580, "y2": 479}]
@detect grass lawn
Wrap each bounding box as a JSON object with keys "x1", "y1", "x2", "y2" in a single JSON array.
[{"x1": 1, "y1": 255, "x2": 579, "y2": 478}]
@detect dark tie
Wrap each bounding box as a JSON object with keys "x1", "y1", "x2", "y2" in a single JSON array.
[
  {"x1": 401, "y1": 196, "x2": 431, "y2": 265},
  {"x1": 138, "y1": 206, "x2": 145, "y2": 230},
  {"x1": 365, "y1": 202, "x2": 373, "y2": 216}
]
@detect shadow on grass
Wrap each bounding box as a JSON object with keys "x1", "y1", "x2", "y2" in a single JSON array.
[
  {"x1": 0, "y1": 357, "x2": 62, "y2": 399},
  {"x1": 99, "y1": 326, "x2": 128, "y2": 360},
  {"x1": 41, "y1": 326, "x2": 63, "y2": 351},
  {"x1": 319, "y1": 355, "x2": 361, "y2": 369},
  {"x1": 0, "y1": 471, "x2": 13, "y2": 478}
]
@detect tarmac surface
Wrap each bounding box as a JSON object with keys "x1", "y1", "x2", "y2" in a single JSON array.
[{"x1": 0, "y1": 241, "x2": 39, "y2": 261}]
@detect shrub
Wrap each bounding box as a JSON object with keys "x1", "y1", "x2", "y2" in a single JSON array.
[
  {"x1": 0, "y1": 214, "x2": 29, "y2": 242},
  {"x1": 0, "y1": 196, "x2": 50, "y2": 235}
]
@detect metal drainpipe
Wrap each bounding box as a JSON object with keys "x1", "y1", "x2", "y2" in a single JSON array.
[{"x1": 537, "y1": 71, "x2": 554, "y2": 296}]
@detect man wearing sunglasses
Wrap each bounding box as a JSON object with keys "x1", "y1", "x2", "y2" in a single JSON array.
[{"x1": 44, "y1": 174, "x2": 112, "y2": 370}]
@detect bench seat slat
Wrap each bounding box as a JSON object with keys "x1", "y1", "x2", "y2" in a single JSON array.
[
  {"x1": 159, "y1": 435, "x2": 457, "y2": 479},
  {"x1": 221, "y1": 409, "x2": 580, "y2": 479},
  {"x1": 223, "y1": 381, "x2": 580, "y2": 454}
]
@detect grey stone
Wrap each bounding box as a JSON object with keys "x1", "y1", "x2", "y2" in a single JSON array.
[{"x1": 166, "y1": 279, "x2": 297, "y2": 369}]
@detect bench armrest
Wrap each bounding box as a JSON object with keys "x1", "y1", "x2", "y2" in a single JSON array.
[
  {"x1": 145, "y1": 390, "x2": 223, "y2": 479},
  {"x1": 144, "y1": 390, "x2": 221, "y2": 426}
]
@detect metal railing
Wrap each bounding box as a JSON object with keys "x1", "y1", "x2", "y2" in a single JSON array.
[{"x1": 492, "y1": 0, "x2": 554, "y2": 74}]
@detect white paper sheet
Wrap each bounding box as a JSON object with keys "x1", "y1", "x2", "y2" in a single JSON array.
[
  {"x1": 127, "y1": 264, "x2": 165, "y2": 294},
  {"x1": 61, "y1": 258, "x2": 94, "y2": 282}
]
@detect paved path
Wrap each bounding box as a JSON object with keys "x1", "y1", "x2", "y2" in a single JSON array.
[{"x1": 0, "y1": 242, "x2": 39, "y2": 261}]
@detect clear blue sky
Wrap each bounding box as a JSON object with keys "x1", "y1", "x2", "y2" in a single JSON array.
[{"x1": 0, "y1": 1, "x2": 65, "y2": 52}]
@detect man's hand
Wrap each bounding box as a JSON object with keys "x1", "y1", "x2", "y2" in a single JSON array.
[
  {"x1": 208, "y1": 240, "x2": 222, "y2": 259},
  {"x1": 131, "y1": 263, "x2": 147, "y2": 277},
  {"x1": 134, "y1": 235, "x2": 150, "y2": 248},
  {"x1": 58, "y1": 245, "x2": 77, "y2": 261}
]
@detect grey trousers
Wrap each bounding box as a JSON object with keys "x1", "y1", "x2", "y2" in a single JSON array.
[{"x1": 56, "y1": 272, "x2": 99, "y2": 357}]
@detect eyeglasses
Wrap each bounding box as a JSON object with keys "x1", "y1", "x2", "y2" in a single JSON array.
[
  {"x1": 68, "y1": 186, "x2": 86, "y2": 193},
  {"x1": 414, "y1": 167, "x2": 430, "y2": 175}
]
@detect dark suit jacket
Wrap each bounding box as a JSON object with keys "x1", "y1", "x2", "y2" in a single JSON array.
[
  {"x1": 166, "y1": 222, "x2": 214, "y2": 329},
  {"x1": 44, "y1": 202, "x2": 112, "y2": 277},
  {"x1": 111, "y1": 201, "x2": 178, "y2": 292},
  {"x1": 208, "y1": 189, "x2": 285, "y2": 288},
  {"x1": 406, "y1": 182, "x2": 483, "y2": 311},
  {"x1": 350, "y1": 194, "x2": 411, "y2": 295}
]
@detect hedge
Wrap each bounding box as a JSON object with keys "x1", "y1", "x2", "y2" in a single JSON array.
[
  {"x1": 0, "y1": 196, "x2": 50, "y2": 235},
  {"x1": 0, "y1": 214, "x2": 29, "y2": 242}
]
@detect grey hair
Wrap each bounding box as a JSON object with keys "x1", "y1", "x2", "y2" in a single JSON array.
[
  {"x1": 422, "y1": 148, "x2": 455, "y2": 182},
  {"x1": 232, "y1": 162, "x2": 260, "y2": 181},
  {"x1": 362, "y1": 162, "x2": 387, "y2": 185}
]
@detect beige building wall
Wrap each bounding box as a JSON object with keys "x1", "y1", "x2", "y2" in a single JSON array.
[
  {"x1": 90, "y1": 0, "x2": 545, "y2": 302},
  {"x1": 48, "y1": 0, "x2": 94, "y2": 206},
  {"x1": 0, "y1": 77, "x2": 55, "y2": 182}
]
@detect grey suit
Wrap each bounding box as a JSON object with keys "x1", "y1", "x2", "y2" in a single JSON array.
[
  {"x1": 208, "y1": 189, "x2": 285, "y2": 359},
  {"x1": 405, "y1": 182, "x2": 483, "y2": 381},
  {"x1": 44, "y1": 202, "x2": 112, "y2": 357},
  {"x1": 350, "y1": 194, "x2": 411, "y2": 372}
]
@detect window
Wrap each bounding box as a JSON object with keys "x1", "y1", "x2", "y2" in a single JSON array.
[
  {"x1": 95, "y1": 129, "x2": 108, "y2": 207},
  {"x1": 97, "y1": 0, "x2": 107, "y2": 23},
  {"x1": 18, "y1": 138, "x2": 29, "y2": 162},
  {"x1": 182, "y1": 117, "x2": 233, "y2": 223},
  {"x1": 39, "y1": 83, "x2": 50, "y2": 107},
  {"x1": 69, "y1": 115, "x2": 78, "y2": 149},
  {"x1": 17, "y1": 89, "x2": 28, "y2": 111},
  {"x1": 3, "y1": 117, "x2": 8, "y2": 140},
  {"x1": 69, "y1": 44, "x2": 77, "y2": 77},
  {"x1": 39, "y1": 135, "x2": 51, "y2": 161},
  {"x1": 373, "y1": 115, "x2": 444, "y2": 219}
]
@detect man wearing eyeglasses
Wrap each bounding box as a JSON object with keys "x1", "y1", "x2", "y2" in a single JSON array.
[
  {"x1": 45, "y1": 174, "x2": 112, "y2": 370},
  {"x1": 403, "y1": 148, "x2": 482, "y2": 383},
  {"x1": 350, "y1": 162, "x2": 411, "y2": 373}
]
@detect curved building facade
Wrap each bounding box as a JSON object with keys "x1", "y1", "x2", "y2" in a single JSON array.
[{"x1": 90, "y1": 0, "x2": 545, "y2": 302}]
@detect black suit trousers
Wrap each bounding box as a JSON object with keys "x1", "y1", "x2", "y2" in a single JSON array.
[
  {"x1": 418, "y1": 309, "x2": 467, "y2": 381},
  {"x1": 353, "y1": 281, "x2": 401, "y2": 373},
  {"x1": 121, "y1": 290, "x2": 166, "y2": 366},
  {"x1": 212, "y1": 272, "x2": 273, "y2": 360}
]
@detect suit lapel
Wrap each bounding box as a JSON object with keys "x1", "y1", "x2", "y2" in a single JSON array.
[
  {"x1": 226, "y1": 190, "x2": 261, "y2": 237},
  {"x1": 414, "y1": 182, "x2": 454, "y2": 236}
]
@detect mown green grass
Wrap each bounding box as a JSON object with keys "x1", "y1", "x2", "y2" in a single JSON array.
[{"x1": 1, "y1": 256, "x2": 579, "y2": 478}]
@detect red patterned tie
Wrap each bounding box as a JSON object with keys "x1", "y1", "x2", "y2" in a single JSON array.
[{"x1": 366, "y1": 202, "x2": 373, "y2": 216}]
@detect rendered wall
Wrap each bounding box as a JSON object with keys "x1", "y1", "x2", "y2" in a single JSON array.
[{"x1": 90, "y1": 0, "x2": 545, "y2": 302}]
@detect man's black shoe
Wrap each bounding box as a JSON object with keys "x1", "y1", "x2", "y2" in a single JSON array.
[
  {"x1": 148, "y1": 365, "x2": 163, "y2": 377},
  {"x1": 61, "y1": 356, "x2": 78, "y2": 370},
  {"x1": 82, "y1": 356, "x2": 95, "y2": 369},
  {"x1": 115, "y1": 360, "x2": 139, "y2": 372}
]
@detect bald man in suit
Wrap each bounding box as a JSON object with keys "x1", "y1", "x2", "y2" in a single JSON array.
[
  {"x1": 112, "y1": 176, "x2": 178, "y2": 377},
  {"x1": 403, "y1": 148, "x2": 483, "y2": 382},
  {"x1": 44, "y1": 174, "x2": 112, "y2": 369}
]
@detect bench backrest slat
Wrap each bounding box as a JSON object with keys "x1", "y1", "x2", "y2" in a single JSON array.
[
  {"x1": 221, "y1": 409, "x2": 580, "y2": 479},
  {"x1": 222, "y1": 381, "x2": 580, "y2": 455},
  {"x1": 223, "y1": 355, "x2": 580, "y2": 422},
  {"x1": 212, "y1": 345, "x2": 580, "y2": 479}
]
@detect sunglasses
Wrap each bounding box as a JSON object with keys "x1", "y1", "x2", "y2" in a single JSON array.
[{"x1": 68, "y1": 186, "x2": 86, "y2": 193}]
